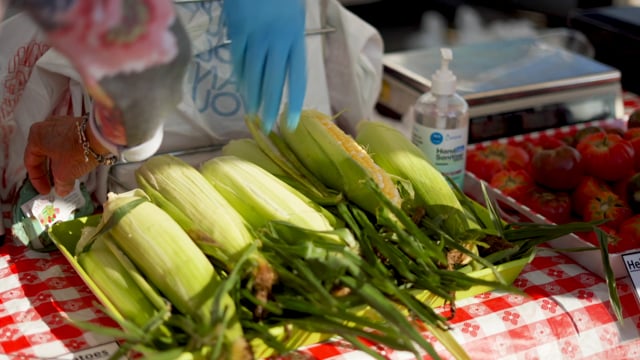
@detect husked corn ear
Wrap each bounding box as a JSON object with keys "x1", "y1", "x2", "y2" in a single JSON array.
[
  {"x1": 77, "y1": 232, "x2": 160, "y2": 328},
  {"x1": 280, "y1": 109, "x2": 401, "y2": 215},
  {"x1": 135, "y1": 154, "x2": 255, "y2": 267},
  {"x1": 356, "y1": 121, "x2": 472, "y2": 237},
  {"x1": 201, "y1": 155, "x2": 333, "y2": 231}
]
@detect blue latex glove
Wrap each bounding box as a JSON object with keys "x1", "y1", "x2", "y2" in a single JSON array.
[{"x1": 223, "y1": 0, "x2": 307, "y2": 133}]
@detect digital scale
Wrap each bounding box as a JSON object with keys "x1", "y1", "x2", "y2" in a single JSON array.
[{"x1": 377, "y1": 37, "x2": 624, "y2": 143}]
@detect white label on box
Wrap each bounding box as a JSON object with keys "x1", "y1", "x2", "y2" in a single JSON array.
[
  {"x1": 622, "y1": 251, "x2": 640, "y2": 304},
  {"x1": 68, "y1": 341, "x2": 123, "y2": 360}
]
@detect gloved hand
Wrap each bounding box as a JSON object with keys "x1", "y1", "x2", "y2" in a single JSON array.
[{"x1": 223, "y1": 0, "x2": 307, "y2": 133}]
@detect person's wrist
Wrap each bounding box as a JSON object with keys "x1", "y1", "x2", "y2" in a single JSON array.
[
  {"x1": 85, "y1": 118, "x2": 110, "y2": 155},
  {"x1": 77, "y1": 116, "x2": 118, "y2": 166}
]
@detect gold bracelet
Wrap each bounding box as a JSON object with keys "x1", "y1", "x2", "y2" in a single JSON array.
[{"x1": 76, "y1": 116, "x2": 118, "y2": 166}]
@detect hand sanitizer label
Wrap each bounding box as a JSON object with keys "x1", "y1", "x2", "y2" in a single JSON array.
[{"x1": 412, "y1": 124, "x2": 468, "y2": 189}]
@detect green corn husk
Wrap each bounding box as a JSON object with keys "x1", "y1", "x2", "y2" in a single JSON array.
[
  {"x1": 200, "y1": 155, "x2": 334, "y2": 232},
  {"x1": 279, "y1": 109, "x2": 401, "y2": 216},
  {"x1": 135, "y1": 154, "x2": 276, "y2": 319},
  {"x1": 99, "y1": 190, "x2": 218, "y2": 323},
  {"x1": 76, "y1": 232, "x2": 163, "y2": 329},
  {"x1": 134, "y1": 154, "x2": 256, "y2": 268},
  {"x1": 89, "y1": 189, "x2": 251, "y2": 358},
  {"x1": 356, "y1": 120, "x2": 473, "y2": 238},
  {"x1": 222, "y1": 139, "x2": 289, "y2": 179}
]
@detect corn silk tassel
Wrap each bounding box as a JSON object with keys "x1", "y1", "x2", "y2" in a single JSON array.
[
  {"x1": 76, "y1": 189, "x2": 252, "y2": 359},
  {"x1": 135, "y1": 154, "x2": 276, "y2": 315},
  {"x1": 279, "y1": 109, "x2": 402, "y2": 217},
  {"x1": 243, "y1": 116, "x2": 343, "y2": 205}
]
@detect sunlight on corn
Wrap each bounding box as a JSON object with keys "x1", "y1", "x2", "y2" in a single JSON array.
[
  {"x1": 135, "y1": 154, "x2": 255, "y2": 267},
  {"x1": 76, "y1": 232, "x2": 161, "y2": 328},
  {"x1": 201, "y1": 155, "x2": 334, "y2": 232},
  {"x1": 356, "y1": 121, "x2": 473, "y2": 237},
  {"x1": 280, "y1": 109, "x2": 401, "y2": 215}
]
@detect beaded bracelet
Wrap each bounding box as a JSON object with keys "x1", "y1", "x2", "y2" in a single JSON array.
[{"x1": 76, "y1": 116, "x2": 118, "y2": 166}]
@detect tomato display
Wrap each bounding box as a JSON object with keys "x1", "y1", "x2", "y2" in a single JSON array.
[
  {"x1": 520, "y1": 135, "x2": 566, "y2": 158},
  {"x1": 572, "y1": 126, "x2": 605, "y2": 147},
  {"x1": 583, "y1": 192, "x2": 633, "y2": 230},
  {"x1": 623, "y1": 128, "x2": 640, "y2": 171},
  {"x1": 531, "y1": 145, "x2": 584, "y2": 191},
  {"x1": 466, "y1": 119, "x2": 640, "y2": 253},
  {"x1": 489, "y1": 169, "x2": 535, "y2": 202},
  {"x1": 576, "y1": 132, "x2": 635, "y2": 182},
  {"x1": 571, "y1": 176, "x2": 613, "y2": 216},
  {"x1": 466, "y1": 143, "x2": 530, "y2": 182},
  {"x1": 522, "y1": 187, "x2": 572, "y2": 224},
  {"x1": 618, "y1": 215, "x2": 640, "y2": 245}
]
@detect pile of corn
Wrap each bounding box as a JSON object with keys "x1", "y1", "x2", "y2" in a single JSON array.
[{"x1": 69, "y1": 110, "x2": 602, "y2": 360}]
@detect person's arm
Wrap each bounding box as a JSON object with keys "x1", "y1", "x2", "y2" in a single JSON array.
[
  {"x1": 14, "y1": 1, "x2": 189, "y2": 196},
  {"x1": 17, "y1": 0, "x2": 189, "y2": 156},
  {"x1": 24, "y1": 115, "x2": 113, "y2": 196}
]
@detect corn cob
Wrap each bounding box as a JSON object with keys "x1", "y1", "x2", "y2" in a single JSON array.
[
  {"x1": 97, "y1": 189, "x2": 252, "y2": 358},
  {"x1": 99, "y1": 190, "x2": 216, "y2": 323},
  {"x1": 135, "y1": 154, "x2": 255, "y2": 267},
  {"x1": 222, "y1": 138, "x2": 289, "y2": 179},
  {"x1": 76, "y1": 232, "x2": 163, "y2": 329},
  {"x1": 222, "y1": 140, "x2": 342, "y2": 228},
  {"x1": 200, "y1": 155, "x2": 334, "y2": 232},
  {"x1": 135, "y1": 154, "x2": 276, "y2": 318},
  {"x1": 356, "y1": 120, "x2": 473, "y2": 238},
  {"x1": 279, "y1": 109, "x2": 401, "y2": 215}
]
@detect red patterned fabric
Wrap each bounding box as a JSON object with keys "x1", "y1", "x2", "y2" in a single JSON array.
[
  {"x1": 2, "y1": 237, "x2": 640, "y2": 359},
  {"x1": 2, "y1": 94, "x2": 640, "y2": 359}
]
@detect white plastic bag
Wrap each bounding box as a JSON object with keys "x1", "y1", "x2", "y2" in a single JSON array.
[
  {"x1": 0, "y1": 12, "x2": 50, "y2": 219},
  {"x1": 0, "y1": 11, "x2": 100, "y2": 215}
]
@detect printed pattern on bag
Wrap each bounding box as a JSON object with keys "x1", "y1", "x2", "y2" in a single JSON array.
[
  {"x1": 0, "y1": 40, "x2": 50, "y2": 121},
  {"x1": 185, "y1": 2, "x2": 243, "y2": 121},
  {"x1": 0, "y1": 40, "x2": 50, "y2": 212}
]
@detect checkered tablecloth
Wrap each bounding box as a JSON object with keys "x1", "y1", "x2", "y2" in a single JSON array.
[
  {"x1": 2, "y1": 234, "x2": 640, "y2": 360},
  {"x1": 3, "y1": 94, "x2": 640, "y2": 360}
]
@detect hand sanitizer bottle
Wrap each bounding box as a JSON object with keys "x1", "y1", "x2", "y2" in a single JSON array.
[{"x1": 411, "y1": 48, "x2": 469, "y2": 189}]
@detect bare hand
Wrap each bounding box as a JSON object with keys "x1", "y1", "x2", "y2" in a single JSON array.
[{"x1": 24, "y1": 116, "x2": 100, "y2": 197}]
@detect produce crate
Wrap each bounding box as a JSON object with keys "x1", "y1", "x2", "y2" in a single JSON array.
[
  {"x1": 49, "y1": 214, "x2": 534, "y2": 357},
  {"x1": 463, "y1": 118, "x2": 633, "y2": 279}
]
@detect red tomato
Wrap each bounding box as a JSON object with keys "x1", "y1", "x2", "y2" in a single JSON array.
[
  {"x1": 520, "y1": 135, "x2": 565, "y2": 158},
  {"x1": 618, "y1": 215, "x2": 640, "y2": 248},
  {"x1": 576, "y1": 132, "x2": 635, "y2": 182},
  {"x1": 623, "y1": 128, "x2": 640, "y2": 171},
  {"x1": 612, "y1": 174, "x2": 633, "y2": 207},
  {"x1": 583, "y1": 192, "x2": 634, "y2": 230},
  {"x1": 531, "y1": 145, "x2": 584, "y2": 191},
  {"x1": 577, "y1": 225, "x2": 627, "y2": 253},
  {"x1": 489, "y1": 169, "x2": 535, "y2": 202},
  {"x1": 571, "y1": 176, "x2": 613, "y2": 216},
  {"x1": 629, "y1": 109, "x2": 640, "y2": 129},
  {"x1": 522, "y1": 187, "x2": 572, "y2": 224},
  {"x1": 467, "y1": 143, "x2": 530, "y2": 182},
  {"x1": 572, "y1": 126, "x2": 605, "y2": 147}
]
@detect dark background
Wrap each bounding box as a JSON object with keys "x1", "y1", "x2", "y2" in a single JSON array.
[{"x1": 344, "y1": 0, "x2": 614, "y2": 51}]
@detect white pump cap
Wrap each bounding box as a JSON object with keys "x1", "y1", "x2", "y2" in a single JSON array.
[{"x1": 431, "y1": 48, "x2": 457, "y2": 95}]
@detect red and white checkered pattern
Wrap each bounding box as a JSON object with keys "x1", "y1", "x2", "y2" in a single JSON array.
[
  {"x1": 0, "y1": 238, "x2": 119, "y2": 359},
  {"x1": 2, "y1": 236, "x2": 640, "y2": 359},
  {"x1": 3, "y1": 95, "x2": 640, "y2": 359}
]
